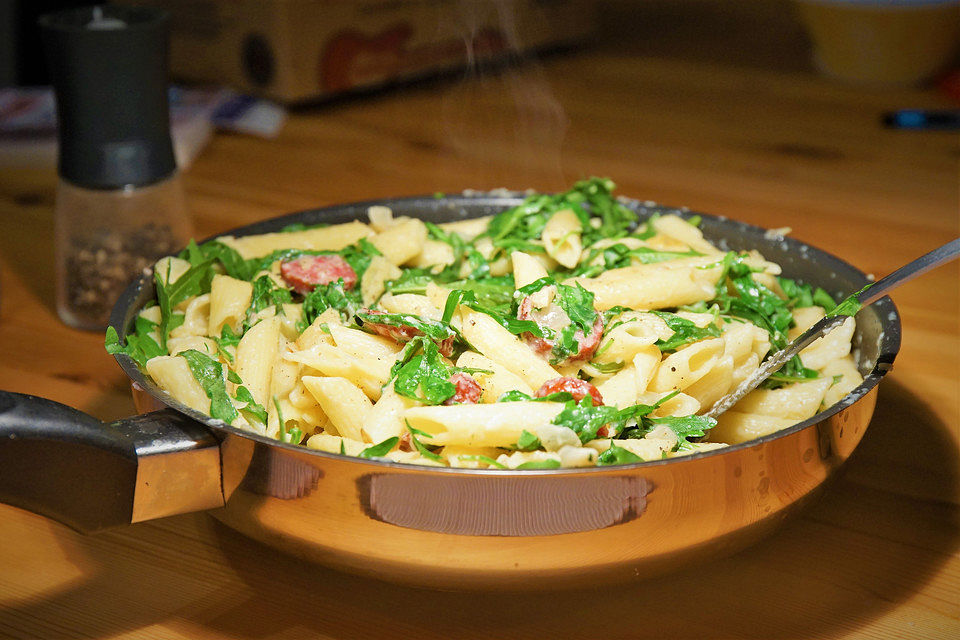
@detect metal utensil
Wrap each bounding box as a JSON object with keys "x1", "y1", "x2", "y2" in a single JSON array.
[{"x1": 706, "y1": 238, "x2": 960, "y2": 419}]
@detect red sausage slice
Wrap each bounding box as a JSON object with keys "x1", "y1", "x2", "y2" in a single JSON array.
[
  {"x1": 535, "y1": 377, "x2": 604, "y2": 406},
  {"x1": 280, "y1": 255, "x2": 357, "y2": 295},
  {"x1": 445, "y1": 372, "x2": 482, "y2": 405},
  {"x1": 360, "y1": 309, "x2": 455, "y2": 357},
  {"x1": 517, "y1": 297, "x2": 604, "y2": 364}
]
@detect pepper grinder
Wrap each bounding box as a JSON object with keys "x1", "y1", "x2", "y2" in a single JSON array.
[{"x1": 40, "y1": 5, "x2": 192, "y2": 331}]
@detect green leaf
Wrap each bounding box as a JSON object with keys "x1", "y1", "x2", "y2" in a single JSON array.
[
  {"x1": 515, "y1": 430, "x2": 542, "y2": 451},
  {"x1": 214, "y1": 324, "x2": 242, "y2": 364},
  {"x1": 234, "y1": 385, "x2": 267, "y2": 425},
  {"x1": 359, "y1": 437, "x2": 400, "y2": 459},
  {"x1": 649, "y1": 311, "x2": 722, "y2": 353},
  {"x1": 179, "y1": 349, "x2": 238, "y2": 423},
  {"x1": 813, "y1": 287, "x2": 838, "y2": 312},
  {"x1": 298, "y1": 279, "x2": 359, "y2": 330},
  {"x1": 644, "y1": 415, "x2": 716, "y2": 446},
  {"x1": 634, "y1": 213, "x2": 660, "y2": 240},
  {"x1": 496, "y1": 389, "x2": 574, "y2": 403},
  {"x1": 629, "y1": 246, "x2": 702, "y2": 264},
  {"x1": 281, "y1": 222, "x2": 329, "y2": 232},
  {"x1": 356, "y1": 310, "x2": 455, "y2": 343},
  {"x1": 248, "y1": 275, "x2": 293, "y2": 317},
  {"x1": 452, "y1": 289, "x2": 546, "y2": 338},
  {"x1": 481, "y1": 178, "x2": 636, "y2": 257},
  {"x1": 425, "y1": 221, "x2": 490, "y2": 279},
  {"x1": 154, "y1": 259, "x2": 215, "y2": 348},
  {"x1": 551, "y1": 398, "x2": 624, "y2": 443},
  {"x1": 513, "y1": 277, "x2": 597, "y2": 362},
  {"x1": 591, "y1": 360, "x2": 625, "y2": 374},
  {"x1": 405, "y1": 422, "x2": 444, "y2": 462},
  {"x1": 778, "y1": 276, "x2": 839, "y2": 313},
  {"x1": 597, "y1": 443, "x2": 644, "y2": 465},
  {"x1": 104, "y1": 319, "x2": 165, "y2": 368},
  {"x1": 761, "y1": 365, "x2": 820, "y2": 389},
  {"x1": 455, "y1": 455, "x2": 507, "y2": 469},
  {"x1": 390, "y1": 337, "x2": 456, "y2": 405},
  {"x1": 827, "y1": 285, "x2": 870, "y2": 318},
  {"x1": 516, "y1": 459, "x2": 561, "y2": 469},
  {"x1": 554, "y1": 281, "x2": 597, "y2": 335}
]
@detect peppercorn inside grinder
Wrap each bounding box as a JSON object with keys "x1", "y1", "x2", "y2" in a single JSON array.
[{"x1": 40, "y1": 5, "x2": 192, "y2": 331}]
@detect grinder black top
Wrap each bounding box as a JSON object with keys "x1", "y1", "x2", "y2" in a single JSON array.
[{"x1": 39, "y1": 5, "x2": 176, "y2": 190}]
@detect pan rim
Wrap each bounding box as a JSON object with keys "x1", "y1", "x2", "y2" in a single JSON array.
[{"x1": 109, "y1": 191, "x2": 901, "y2": 475}]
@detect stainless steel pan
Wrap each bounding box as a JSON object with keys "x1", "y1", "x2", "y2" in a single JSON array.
[{"x1": 0, "y1": 194, "x2": 900, "y2": 589}]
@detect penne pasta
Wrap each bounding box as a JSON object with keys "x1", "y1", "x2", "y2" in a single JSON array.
[{"x1": 119, "y1": 178, "x2": 863, "y2": 469}]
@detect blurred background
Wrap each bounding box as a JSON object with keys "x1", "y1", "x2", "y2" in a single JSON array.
[{"x1": 3, "y1": 0, "x2": 958, "y2": 188}]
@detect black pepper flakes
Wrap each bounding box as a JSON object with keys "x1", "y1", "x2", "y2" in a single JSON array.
[{"x1": 65, "y1": 223, "x2": 178, "y2": 325}]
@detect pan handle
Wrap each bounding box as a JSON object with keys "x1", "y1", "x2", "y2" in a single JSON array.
[{"x1": 0, "y1": 391, "x2": 223, "y2": 533}]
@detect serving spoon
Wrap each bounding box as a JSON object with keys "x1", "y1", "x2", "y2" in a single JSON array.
[{"x1": 705, "y1": 237, "x2": 960, "y2": 419}]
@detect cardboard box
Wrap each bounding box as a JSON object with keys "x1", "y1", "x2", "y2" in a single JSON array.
[{"x1": 123, "y1": 0, "x2": 596, "y2": 104}]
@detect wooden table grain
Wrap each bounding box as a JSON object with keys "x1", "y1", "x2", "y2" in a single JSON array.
[{"x1": 0, "y1": 46, "x2": 958, "y2": 639}]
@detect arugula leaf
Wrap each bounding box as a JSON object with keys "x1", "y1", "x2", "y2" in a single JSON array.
[
  {"x1": 356, "y1": 310, "x2": 456, "y2": 343},
  {"x1": 649, "y1": 310, "x2": 722, "y2": 353},
  {"x1": 191, "y1": 240, "x2": 253, "y2": 280},
  {"x1": 299, "y1": 280, "x2": 358, "y2": 330},
  {"x1": 551, "y1": 399, "x2": 624, "y2": 443},
  {"x1": 339, "y1": 238, "x2": 382, "y2": 279},
  {"x1": 514, "y1": 277, "x2": 597, "y2": 362},
  {"x1": 455, "y1": 455, "x2": 507, "y2": 469},
  {"x1": 482, "y1": 178, "x2": 635, "y2": 257},
  {"x1": 178, "y1": 349, "x2": 238, "y2": 423},
  {"x1": 761, "y1": 366, "x2": 820, "y2": 389},
  {"x1": 497, "y1": 389, "x2": 575, "y2": 403},
  {"x1": 554, "y1": 281, "x2": 598, "y2": 334},
  {"x1": 248, "y1": 275, "x2": 293, "y2": 316},
  {"x1": 281, "y1": 222, "x2": 329, "y2": 232},
  {"x1": 155, "y1": 258, "x2": 215, "y2": 348},
  {"x1": 214, "y1": 324, "x2": 242, "y2": 363},
  {"x1": 451, "y1": 289, "x2": 546, "y2": 338},
  {"x1": 777, "y1": 276, "x2": 838, "y2": 312},
  {"x1": 597, "y1": 443, "x2": 644, "y2": 465},
  {"x1": 516, "y1": 459, "x2": 562, "y2": 470},
  {"x1": 633, "y1": 213, "x2": 660, "y2": 240},
  {"x1": 359, "y1": 437, "x2": 399, "y2": 459},
  {"x1": 645, "y1": 415, "x2": 716, "y2": 448},
  {"x1": 552, "y1": 392, "x2": 685, "y2": 444},
  {"x1": 104, "y1": 316, "x2": 165, "y2": 368},
  {"x1": 234, "y1": 385, "x2": 267, "y2": 425},
  {"x1": 425, "y1": 221, "x2": 490, "y2": 279},
  {"x1": 443, "y1": 276, "x2": 515, "y2": 313},
  {"x1": 591, "y1": 360, "x2": 625, "y2": 374},
  {"x1": 406, "y1": 422, "x2": 444, "y2": 462},
  {"x1": 390, "y1": 337, "x2": 456, "y2": 404},
  {"x1": 515, "y1": 430, "x2": 542, "y2": 451},
  {"x1": 383, "y1": 268, "x2": 435, "y2": 295},
  {"x1": 827, "y1": 285, "x2": 871, "y2": 318}
]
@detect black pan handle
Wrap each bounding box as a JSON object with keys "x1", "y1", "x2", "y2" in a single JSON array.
[{"x1": 0, "y1": 391, "x2": 223, "y2": 533}]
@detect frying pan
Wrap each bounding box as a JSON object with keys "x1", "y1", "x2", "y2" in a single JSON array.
[{"x1": 0, "y1": 194, "x2": 900, "y2": 589}]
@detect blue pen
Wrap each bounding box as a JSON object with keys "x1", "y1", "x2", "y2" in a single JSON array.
[{"x1": 883, "y1": 109, "x2": 960, "y2": 130}]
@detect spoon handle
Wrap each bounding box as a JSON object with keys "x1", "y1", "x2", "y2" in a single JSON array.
[
  {"x1": 859, "y1": 238, "x2": 960, "y2": 306},
  {"x1": 704, "y1": 237, "x2": 960, "y2": 420}
]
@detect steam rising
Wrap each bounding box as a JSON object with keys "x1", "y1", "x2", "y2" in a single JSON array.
[{"x1": 440, "y1": 1, "x2": 569, "y2": 189}]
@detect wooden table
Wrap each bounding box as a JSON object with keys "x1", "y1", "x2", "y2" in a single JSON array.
[{"x1": 1, "y1": 43, "x2": 958, "y2": 639}]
